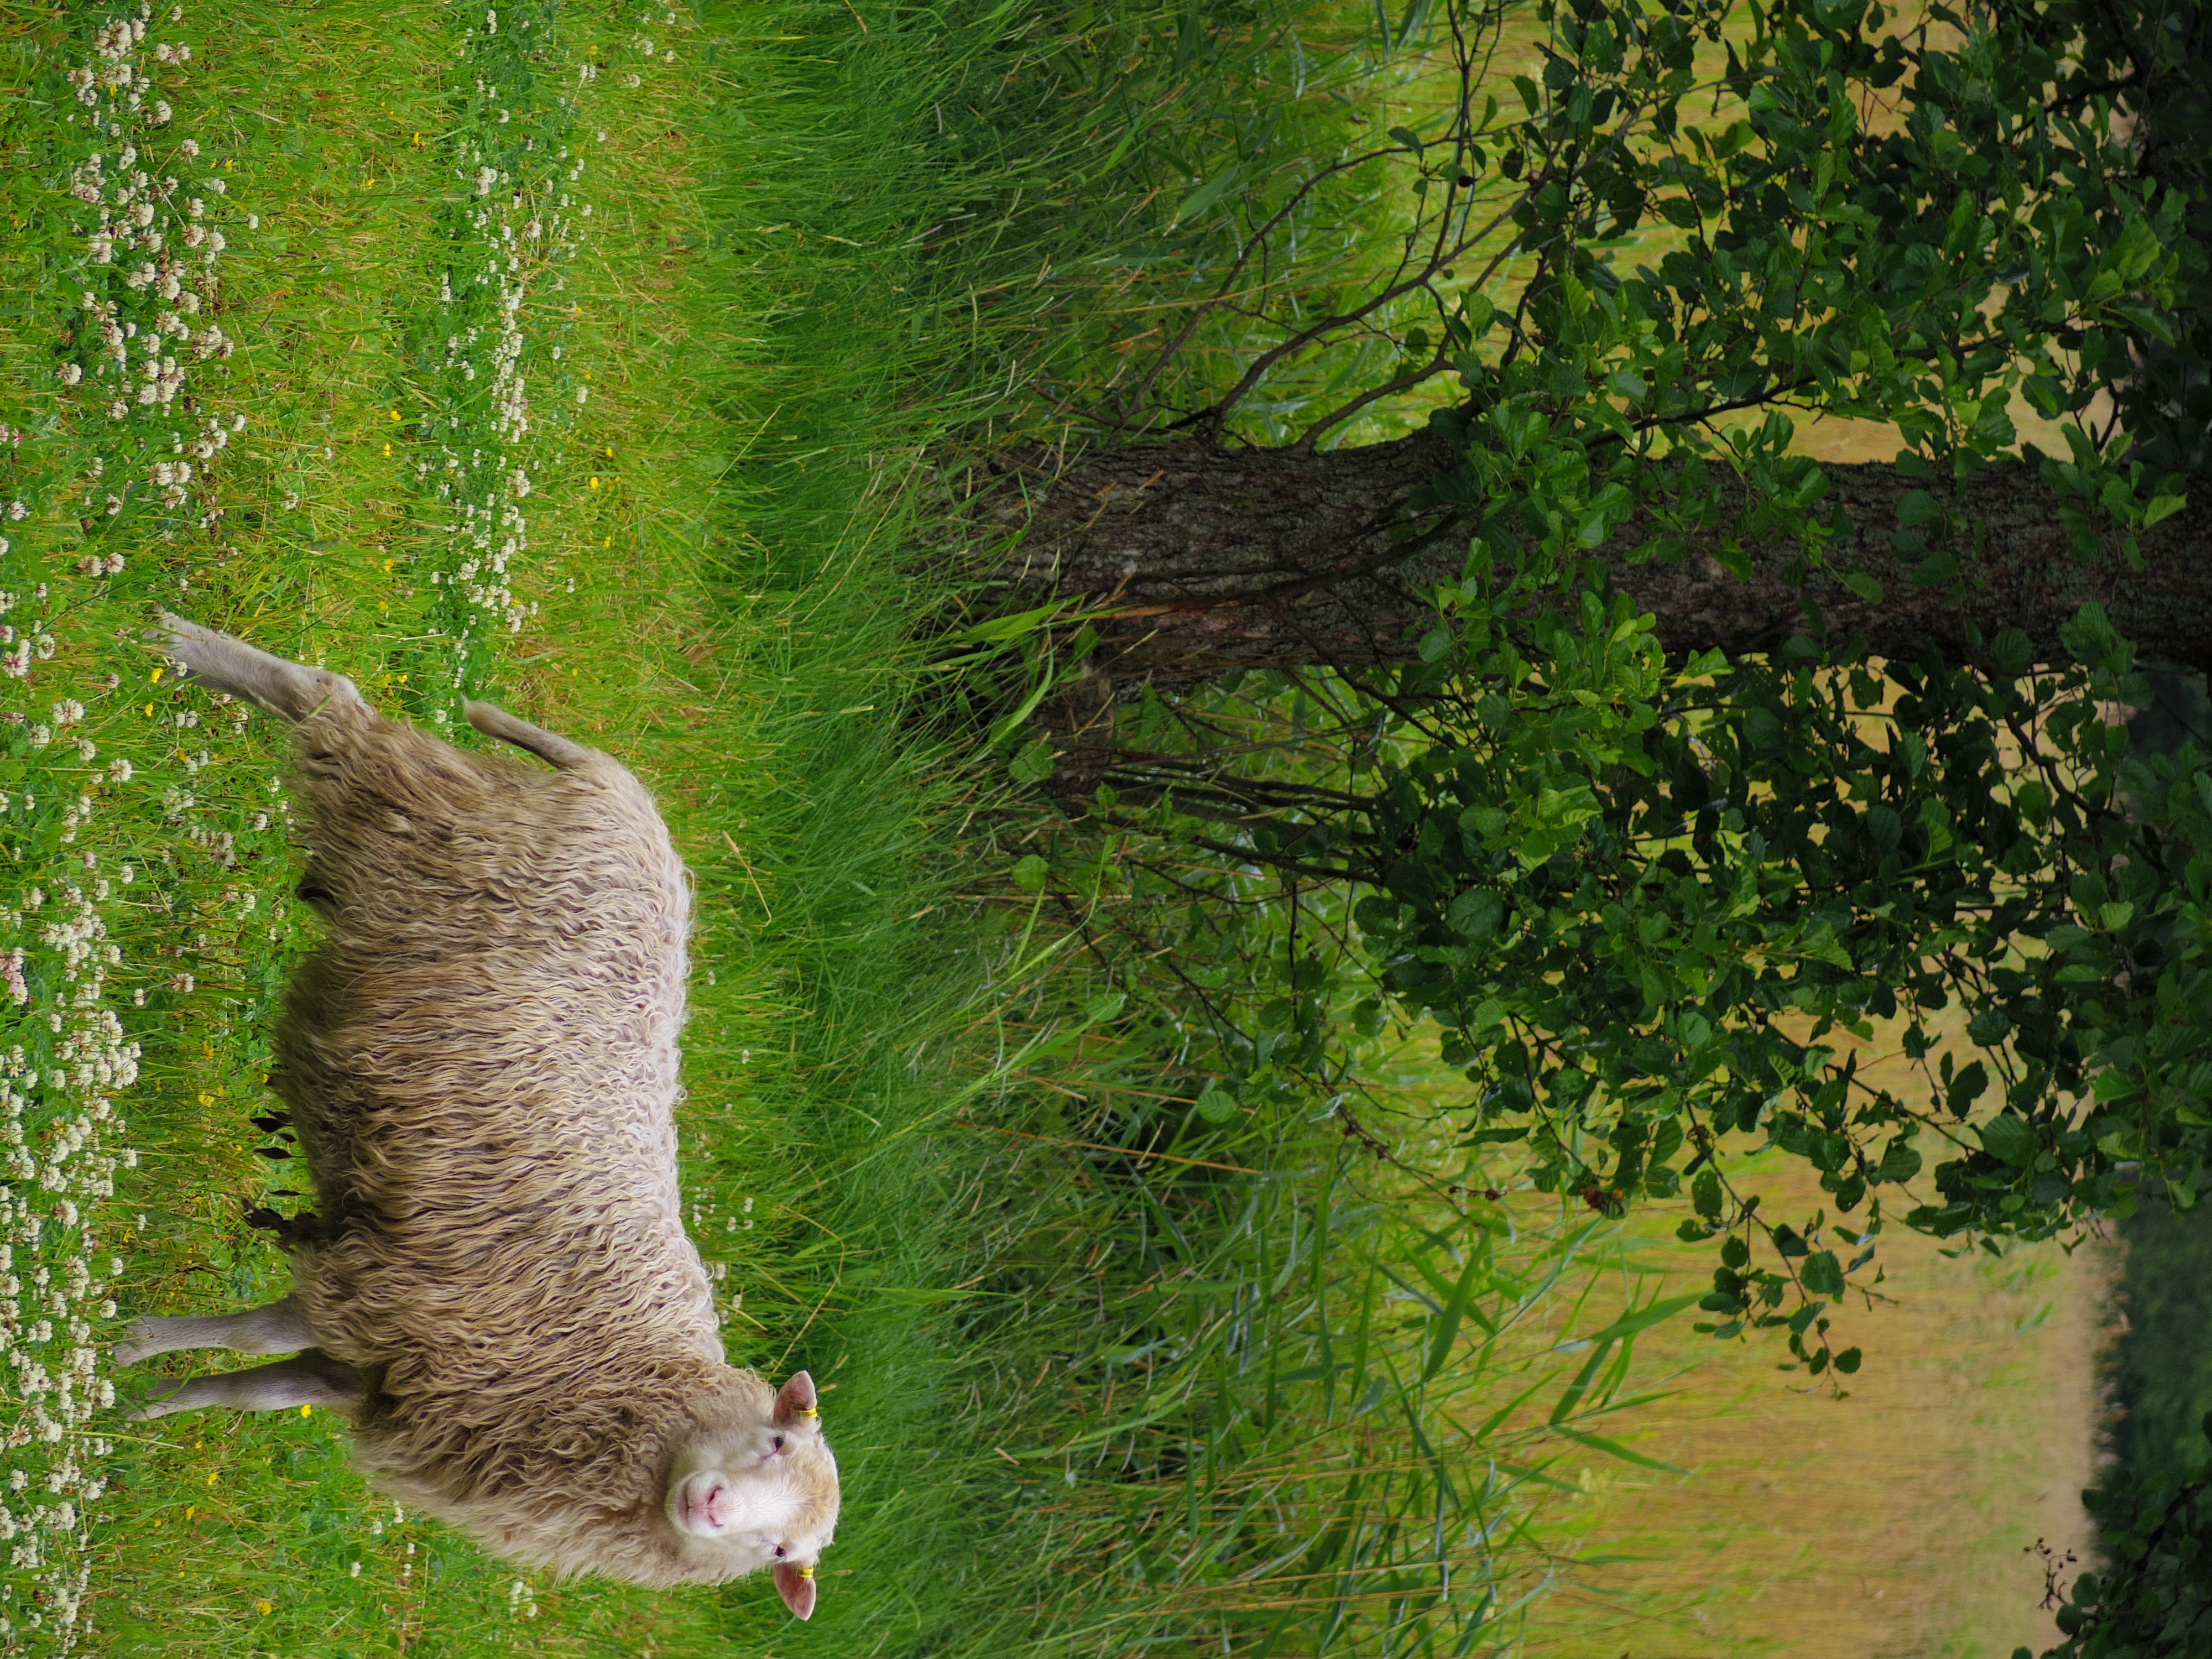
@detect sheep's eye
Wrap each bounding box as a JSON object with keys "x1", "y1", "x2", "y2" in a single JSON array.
[
  {"x1": 771, "y1": 1434, "x2": 785, "y2": 1452},
  {"x1": 772, "y1": 1545, "x2": 786, "y2": 1558}
]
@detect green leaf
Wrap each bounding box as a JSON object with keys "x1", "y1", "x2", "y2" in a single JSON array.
[
  {"x1": 1011, "y1": 854, "x2": 1049, "y2": 893},
  {"x1": 1549, "y1": 1425, "x2": 1684, "y2": 1473},
  {"x1": 1837, "y1": 571, "x2": 1884, "y2": 604},
  {"x1": 1945, "y1": 1060, "x2": 1989, "y2": 1115},
  {"x1": 1897, "y1": 489, "x2": 1943, "y2": 528},
  {"x1": 1574, "y1": 1291, "x2": 1705, "y2": 1347},
  {"x1": 1447, "y1": 888, "x2": 1503, "y2": 940},
  {"x1": 1692, "y1": 1167, "x2": 1723, "y2": 1219},
  {"x1": 1172, "y1": 168, "x2": 1243, "y2": 226},
  {"x1": 1912, "y1": 550, "x2": 1960, "y2": 587},
  {"x1": 1423, "y1": 1239, "x2": 1491, "y2": 1380},
  {"x1": 1978, "y1": 1113, "x2": 2039, "y2": 1168},
  {"x1": 1008, "y1": 737, "x2": 1056, "y2": 786},
  {"x1": 1801, "y1": 1250, "x2": 1845, "y2": 1297},
  {"x1": 1966, "y1": 1008, "x2": 2012, "y2": 1045},
  {"x1": 1194, "y1": 1084, "x2": 1239, "y2": 1125}
]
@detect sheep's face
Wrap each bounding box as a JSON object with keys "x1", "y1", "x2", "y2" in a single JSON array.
[{"x1": 661, "y1": 1370, "x2": 838, "y2": 1616}]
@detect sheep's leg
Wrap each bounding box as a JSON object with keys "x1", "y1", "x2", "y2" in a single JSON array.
[
  {"x1": 150, "y1": 612, "x2": 367, "y2": 723},
  {"x1": 464, "y1": 699, "x2": 593, "y2": 771},
  {"x1": 113, "y1": 1293, "x2": 315, "y2": 1365},
  {"x1": 127, "y1": 1351, "x2": 364, "y2": 1421}
]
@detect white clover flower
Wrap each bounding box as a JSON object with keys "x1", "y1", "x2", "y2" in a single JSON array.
[
  {"x1": 179, "y1": 137, "x2": 199, "y2": 158},
  {"x1": 106, "y1": 759, "x2": 132, "y2": 785},
  {"x1": 25, "y1": 726, "x2": 49, "y2": 750},
  {"x1": 58, "y1": 364, "x2": 82, "y2": 387}
]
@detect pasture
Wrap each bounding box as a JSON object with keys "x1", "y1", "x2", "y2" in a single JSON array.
[{"x1": 0, "y1": 0, "x2": 2116, "y2": 1655}]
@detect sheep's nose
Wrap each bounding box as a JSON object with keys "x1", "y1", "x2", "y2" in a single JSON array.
[{"x1": 698, "y1": 1478, "x2": 735, "y2": 1528}]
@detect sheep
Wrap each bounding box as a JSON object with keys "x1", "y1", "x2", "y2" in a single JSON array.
[{"x1": 115, "y1": 613, "x2": 838, "y2": 1618}]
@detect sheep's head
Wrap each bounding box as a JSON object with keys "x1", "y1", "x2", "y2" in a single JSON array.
[{"x1": 662, "y1": 1371, "x2": 838, "y2": 1616}]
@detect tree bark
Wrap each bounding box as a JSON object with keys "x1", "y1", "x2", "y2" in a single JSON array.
[{"x1": 993, "y1": 432, "x2": 2212, "y2": 679}]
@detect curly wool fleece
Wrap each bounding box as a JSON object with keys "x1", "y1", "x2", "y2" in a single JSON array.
[{"x1": 269, "y1": 697, "x2": 823, "y2": 1585}]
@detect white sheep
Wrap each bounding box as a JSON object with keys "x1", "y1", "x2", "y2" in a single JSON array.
[{"x1": 117, "y1": 613, "x2": 838, "y2": 1616}]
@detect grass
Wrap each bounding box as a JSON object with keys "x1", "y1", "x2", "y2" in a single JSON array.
[
  {"x1": 1, "y1": 0, "x2": 1656, "y2": 1653},
  {"x1": 0, "y1": 0, "x2": 1030, "y2": 1651},
  {"x1": 0, "y1": 0, "x2": 2123, "y2": 1655}
]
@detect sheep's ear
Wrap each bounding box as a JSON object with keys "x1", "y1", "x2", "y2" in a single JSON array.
[
  {"x1": 771, "y1": 1371, "x2": 819, "y2": 1427},
  {"x1": 773, "y1": 1561, "x2": 817, "y2": 1620}
]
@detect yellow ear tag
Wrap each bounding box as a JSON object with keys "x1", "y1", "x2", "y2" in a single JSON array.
[
  {"x1": 795, "y1": 1406, "x2": 820, "y2": 1419},
  {"x1": 796, "y1": 1566, "x2": 815, "y2": 1579}
]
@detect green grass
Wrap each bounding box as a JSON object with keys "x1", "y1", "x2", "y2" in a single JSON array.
[
  {"x1": 0, "y1": 0, "x2": 1030, "y2": 1651},
  {"x1": 0, "y1": 0, "x2": 1752, "y2": 1656}
]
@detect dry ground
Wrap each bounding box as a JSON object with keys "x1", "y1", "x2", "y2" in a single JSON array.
[{"x1": 1518, "y1": 1023, "x2": 2114, "y2": 1659}]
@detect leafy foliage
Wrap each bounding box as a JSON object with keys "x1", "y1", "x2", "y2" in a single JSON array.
[
  {"x1": 1032, "y1": 589, "x2": 2158, "y2": 1375},
  {"x1": 2028, "y1": 1419, "x2": 2212, "y2": 1659},
  {"x1": 968, "y1": 0, "x2": 2212, "y2": 1387}
]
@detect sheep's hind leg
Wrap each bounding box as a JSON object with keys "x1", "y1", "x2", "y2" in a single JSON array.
[
  {"x1": 126, "y1": 1352, "x2": 364, "y2": 1421},
  {"x1": 464, "y1": 699, "x2": 594, "y2": 770},
  {"x1": 149, "y1": 612, "x2": 367, "y2": 723},
  {"x1": 113, "y1": 1293, "x2": 315, "y2": 1365}
]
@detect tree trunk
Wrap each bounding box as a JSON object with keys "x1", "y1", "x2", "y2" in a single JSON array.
[{"x1": 994, "y1": 433, "x2": 2212, "y2": 679}]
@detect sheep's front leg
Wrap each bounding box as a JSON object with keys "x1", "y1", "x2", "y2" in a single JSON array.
[
  {"x1": 114, "y1": 1293, "x2": 315, "y2": 1365},
  {"x1": 127, "y1": 1352, "x2": 364, "y2": 1421},
  {"x1": 150, "y1": 612, "x2": 367, "y2": 723}
]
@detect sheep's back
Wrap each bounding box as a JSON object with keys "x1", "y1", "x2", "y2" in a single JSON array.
[{"x1": 271, "y1": 702, "x2": 716, "y2": 1384}]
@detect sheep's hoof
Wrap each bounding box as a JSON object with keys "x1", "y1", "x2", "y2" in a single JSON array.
[
  {"x1": 117, "y1": 1378, "x2": 193, "y2": 1422},
  {"x1": 145, "y1": 609, "x2": 207, "y2": 661},
  {"x1": 111, "y1": 1319, "x2": 163, "y2": 1368}
]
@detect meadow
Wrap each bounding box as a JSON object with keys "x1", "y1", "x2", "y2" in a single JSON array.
[{"x1": 0, "y1": 0, "x2": 2119, "y2": 1655}]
